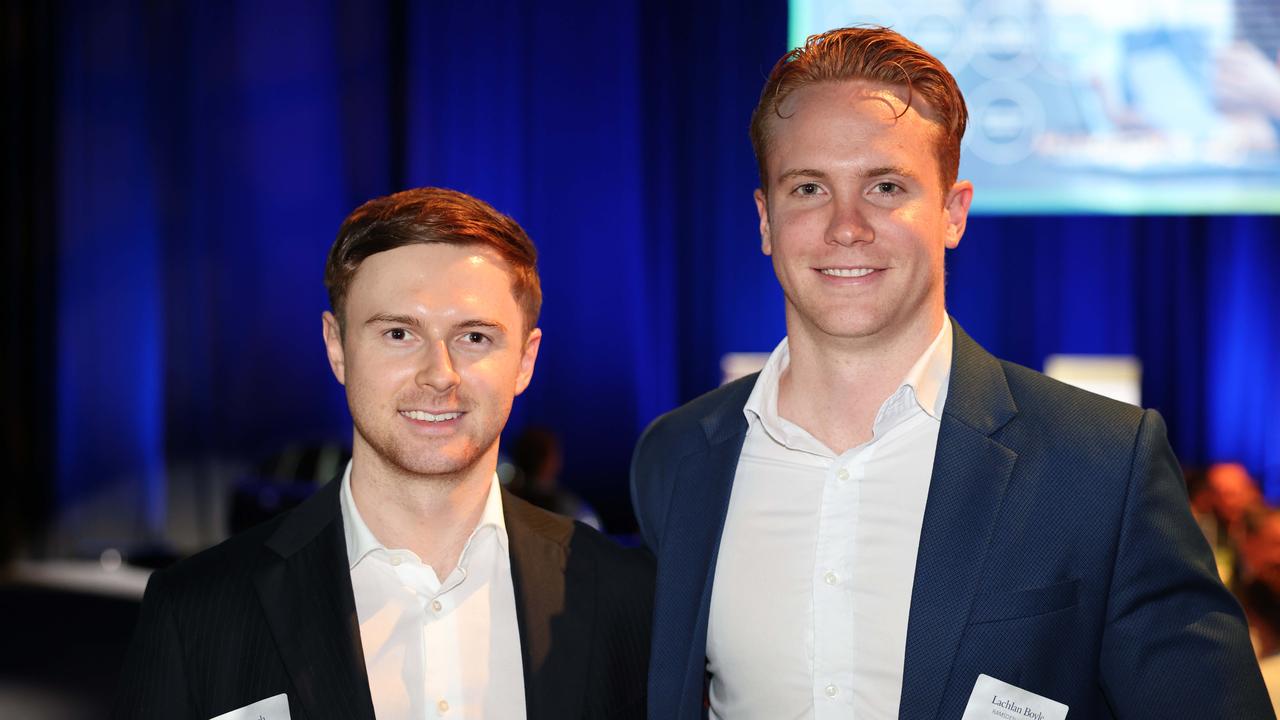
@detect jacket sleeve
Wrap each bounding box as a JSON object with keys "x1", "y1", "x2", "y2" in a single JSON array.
[
  {"x1": 630, "y1": 417, "x2": 672, "y2": 554},
  {"x1": 1099, "y1": 409, "x2": 1273, "y2": 717},
  {"x1": 111, "y1": 569, "x2": 198, "y2": 719}
]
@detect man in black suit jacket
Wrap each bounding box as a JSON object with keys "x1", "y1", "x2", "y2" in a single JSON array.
[{"x1": 115, "y1": 188, "x2": 653, "y2": 720}]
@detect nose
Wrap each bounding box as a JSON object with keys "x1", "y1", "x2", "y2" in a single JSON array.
[
  {"x1": 415, "y1": 339, "x2": 461, "y2": 392},
  {"x1": 826, "y1": 197, "x2": 873, "y2": 247}
]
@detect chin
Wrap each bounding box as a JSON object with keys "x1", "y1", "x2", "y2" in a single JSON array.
[
  {"x1": 354, "y1": 416, "x2": 502, "y2": 478},
  {"x1": 788, "y1": 298, "x2": 882, "y2": 336},
  {"x1": 810, "y1": 314, "x2": 890, "y2": 340},
  {"x1": 393, "y1": 443, "x2": 488, "y2": 478}
]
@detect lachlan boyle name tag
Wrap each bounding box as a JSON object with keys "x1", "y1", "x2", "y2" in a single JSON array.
[{"x1": 961, "y1": 674, "x2": 1068, "y2": 720}]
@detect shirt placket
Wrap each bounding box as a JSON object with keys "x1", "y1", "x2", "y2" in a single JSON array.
[
  {"x1": 415, "y1": 562, "x2": 464, "y2": 718},
  {"x1": 813, "y1": 448, "x2": 861, "y2": 717}
]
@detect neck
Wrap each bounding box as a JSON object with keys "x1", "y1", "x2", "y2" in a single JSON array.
[
  {"x1": 778, "y1": 309, "x2": 945, "y2": 453},
  {"x1": 348, "y1": 440, "x2": 497, "y2": 578}
]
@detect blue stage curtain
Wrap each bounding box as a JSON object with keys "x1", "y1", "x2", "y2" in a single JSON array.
[
  {"x1": 52, "y1": 0, "x2": 1279, "y2": 548},
  {"x1": 949, "y1": 216, "x2": 1280, "y2": 494},
  {"x1": 55, "y1": 0, "x2": 387, "y2": 546}
]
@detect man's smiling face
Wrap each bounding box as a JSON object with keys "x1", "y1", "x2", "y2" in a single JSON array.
[
  {"x1": 755, "y1": 80, "x2": 972, "y2": 347},
  {"x1": 323, "y1": 242, "x2": 540, "y2": 480}
]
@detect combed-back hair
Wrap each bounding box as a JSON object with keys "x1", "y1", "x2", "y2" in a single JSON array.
[
  {"x1": 749, "y1": 25, "x2": 968, "y2": 194},
  {"x1": 325, "y1": 187, "x2": 541, "y2": 334}
]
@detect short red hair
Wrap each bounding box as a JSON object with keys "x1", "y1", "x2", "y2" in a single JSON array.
[{"x1": 749, "y1": 26, "x2": 968, "y2": 194}]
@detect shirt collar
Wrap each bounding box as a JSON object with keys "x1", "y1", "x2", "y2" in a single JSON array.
[
  {"x1": 742, "y1": 337, "x2": 812, "y2": 451},
  {"x1": 899, "y1": 317, "x2": 953, "y2": 422},
  {"x1": 743, "y1": 317, "x2": 954, "y2": 449},
  {"x1": 339, "y1": 460, "x2": 510, "y2": 570}
]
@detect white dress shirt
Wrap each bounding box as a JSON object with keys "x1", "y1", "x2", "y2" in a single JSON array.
[
  {"x1": 707, "y1": 321, "x2": 952, "y2": 720},
  {"x1": 340, "y1": 463, "x2": 527, "y2": 720}
]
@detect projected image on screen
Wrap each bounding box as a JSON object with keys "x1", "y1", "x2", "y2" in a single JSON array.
[{"x1": 791, "y1": 0, "x2": 1280, "y2": 213}]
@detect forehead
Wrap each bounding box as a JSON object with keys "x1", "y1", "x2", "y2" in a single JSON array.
[
  {"x1": 346, "y1": 243, "x2": 520, "y2": 317},
  {"x1": 765, "y1": 80, "x2": 943, "y2": 174}
]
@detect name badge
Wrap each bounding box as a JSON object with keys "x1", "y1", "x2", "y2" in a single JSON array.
[
  {"x1": 209, "y1": 692, "x2": 290, "y2": 720},
  {"x1": 961, "y1": 674, "x2": 1068, "y2": 720}
]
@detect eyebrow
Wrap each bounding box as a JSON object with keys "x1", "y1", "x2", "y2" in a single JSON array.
[
  {"x1": 777, "y1": 168, "x2": 828, "y2": 183},
  {"x1": 458, "y1": 319, "x2": 508, "y2": 335},
  {"x1": 775, "y1": 165, "x2": 919, "y2": 184},
  {"x1": 365, "y1": 313, "x2": 421, "y2": 328},
  {"x1": 862, "y1": 165, "x2": 917, "y2": 180},
  {"x1": 366, "y1": 313, "x2": 509, "y2": 335}
]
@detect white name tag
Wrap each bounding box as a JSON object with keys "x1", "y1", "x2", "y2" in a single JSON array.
[
  {"x1": 961, "y1": 674, "x2": 1068, "y2": 720},
  {"x1": 209, "y1": 692, "x2": 290, "y2": 720}
]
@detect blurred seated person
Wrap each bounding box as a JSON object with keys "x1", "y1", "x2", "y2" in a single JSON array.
[
  {"x1": 1203, "y1": 462, "x2": 1266, "y2": 586},
  {"x1": 1212, "y1": 463, "x2": 1265, "y2": 533},
  {"x1": 1240, "y1": 507, "x2": 1280, "y2": 714},
  {"x1": 1188, "y1": 463, "x2": 1259, "y2": 583},
  {"x1": 509, "y1": 427, "x2": 602, "y2": 531},
  {"x1": 1243, "y1": 507, "x2": 1280, "y2": 648}
]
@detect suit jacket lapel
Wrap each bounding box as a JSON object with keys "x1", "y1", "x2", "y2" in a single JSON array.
[
  {"x1": 255, "y1": 479, "x2": 376, "y2": 720},
  {"x1": 898, "y1": 322, "x2": 1019, "y2": 719},
  {"x1": 660, "y1": 377, "x2": 753, "y2": 718},
  {"x1": 504, "y1": 490, "x2": 592, "y2": 720}
]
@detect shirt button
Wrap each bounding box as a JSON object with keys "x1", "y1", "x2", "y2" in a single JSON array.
[
  {"x1": 836, "y1": 468, "x2": 850, "y2": 481},
  {"x1": 825, "y1": 684, "x2": 839, "y2": 698},
  {"x1": 824, "y1": 571, "x2": 839, "y2": 586},
  {"x1": 431, "y1": 599, "x2": 443, "y2": 612},
  {"x1": 437, "y1": 698, "x2": 450, "y2": 714},
  {"x1": 389, "y1": 556, "x2": 402, "y2": 566}
]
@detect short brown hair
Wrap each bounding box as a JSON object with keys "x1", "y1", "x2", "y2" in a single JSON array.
[
  {"x1": 325, "y1": 187, "x2": 541, "y2": 334},
  {"x1": 749, "y1": 26, "x2": 968, "y2": 194}
]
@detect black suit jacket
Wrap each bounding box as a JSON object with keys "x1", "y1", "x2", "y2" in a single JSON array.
[{"x1": 113, "y1": 478, "x2": 653, "y2": 719}]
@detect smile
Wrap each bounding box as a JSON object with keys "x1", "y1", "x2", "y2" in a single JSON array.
[
  {"x1": 819, "y1": 267, "x2": 877, "y2": 278},
  {"x1": 400, "y1": 410, "x2": 462, "y2": 422}
]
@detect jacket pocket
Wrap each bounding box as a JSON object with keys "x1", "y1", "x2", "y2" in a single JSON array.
[{"x1": 967, "y1": 578, "x2": 1080, "y2": 625}]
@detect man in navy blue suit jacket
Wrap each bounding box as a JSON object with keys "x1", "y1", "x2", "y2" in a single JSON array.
[{"x1": 631, "y1": 26, "x2": 1270, "y2": 719}]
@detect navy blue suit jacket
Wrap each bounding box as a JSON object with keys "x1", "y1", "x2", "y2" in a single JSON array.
[{"x1": 631, "y1": 322, "x2": 1271, "y2": 719}]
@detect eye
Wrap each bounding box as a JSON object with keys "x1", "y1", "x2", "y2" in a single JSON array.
[
  {"x1": 385, "y1": 328, "x2": 414, "y2": 342},
  {"x1": 794, "y1": 182, "x2": 822, "y2": 196},
  {"x1": 871, "y1": 181, "x2": 903, "y2": 195},
  {"x1": 462, "y1": 331, "x2": 490, "y2": 345}
]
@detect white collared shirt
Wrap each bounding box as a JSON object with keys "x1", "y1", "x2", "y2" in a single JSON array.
[
  {"x1": 707, "y1": 320, "x2": 953, "y2": 720},
  {"x1": 340, "y1": 463, "x2": 527, "y2": 720}
]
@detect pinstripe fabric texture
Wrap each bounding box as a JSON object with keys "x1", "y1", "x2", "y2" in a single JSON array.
[
  {"x1": 632, "y1": 321, "x2": 1273, "y2": 720},
  {"x1": 114, "y1": 479, "x2": 654, "y2": 720},
  {"x1": 505, "y1": 492, "x2": 655, "y2": 720},
  {"x1": 112, "y1": 492, "x2": 371, "y2": 720}
]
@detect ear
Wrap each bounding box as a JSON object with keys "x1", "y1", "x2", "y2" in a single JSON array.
[
  {"x1": 943, "y1": 180, "x2": 974, "y2": 249},
  {"x1": 514, "y1": 327, "x2": 543, "y2": 396},
  {"x1": 322, "y1": 311, "x2": 347, "y2": 385},
  {"x1": 754, "y1": 188, "x2": 773, "y2": 255}
]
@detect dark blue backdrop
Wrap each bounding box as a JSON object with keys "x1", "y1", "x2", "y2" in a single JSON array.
[{"x1": 53, "y1": 0, "x2": 1279, "y2": 549}]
